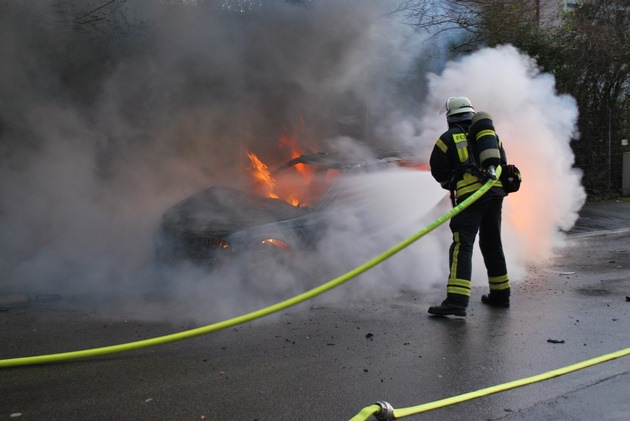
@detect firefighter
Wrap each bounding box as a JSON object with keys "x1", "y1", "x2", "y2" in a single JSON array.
[{"x1": 427, "y1": 97, "x2": 511, "y2": 317}]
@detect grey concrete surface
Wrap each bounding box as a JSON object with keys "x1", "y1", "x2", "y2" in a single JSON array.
[{"x1": 1, "y1": 200, "x2": 629, "y2": 420}]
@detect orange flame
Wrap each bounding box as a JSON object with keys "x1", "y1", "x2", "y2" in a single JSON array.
[
  {"x1": 247, "y1": 123, "x2": 321, "y2": 207},
  {"x1": 247, "y1": 152, "x2": 279, "y2": 200},
  {"x1": 279, "y1": 133, "x2": 311, "y2": 179}
]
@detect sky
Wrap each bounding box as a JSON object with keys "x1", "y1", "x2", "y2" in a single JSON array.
[{"x1": 0, "y1": 1, "x2": 584, "y2": 321}]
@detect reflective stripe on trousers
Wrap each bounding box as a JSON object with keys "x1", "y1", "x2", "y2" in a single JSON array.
[{"x1": 447, "y1": 196, "x2": 510, "y2": 299}]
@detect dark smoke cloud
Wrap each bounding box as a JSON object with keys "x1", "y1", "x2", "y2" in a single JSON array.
[{"x1": 0, "y1": 1, "x2": 426, "y2": 309}]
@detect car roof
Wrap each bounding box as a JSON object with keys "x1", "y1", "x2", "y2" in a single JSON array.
[{"x1": 272, "y1": 151, "x2": 425, "y2": 174}]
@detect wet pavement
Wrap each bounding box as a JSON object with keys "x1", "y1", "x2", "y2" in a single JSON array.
[{"x1": 1, "y1": 200, "x2": 630, "y2": 420}]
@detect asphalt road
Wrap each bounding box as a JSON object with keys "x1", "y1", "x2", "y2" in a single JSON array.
[{"x1": 1, "y1": 200, "x2": 630, "y2": 420}]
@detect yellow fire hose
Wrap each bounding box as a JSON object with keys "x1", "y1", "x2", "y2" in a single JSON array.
[
  {"x1": 0, "y1": 168, "x2": 502, "y2": 369},
  {"x1": 349, "y1": 346, "x2": 630, "y2": 421},
  {"x1": 3, "y1": 165, "x2": 629, "y2": 421}
]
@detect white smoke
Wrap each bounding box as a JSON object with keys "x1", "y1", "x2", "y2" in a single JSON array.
[
  {"x1": 0, "y1": 1, "x2": 430, "y2": 317},
  {"x1": 308, "y1": 45, "x2": 585, "y2": 303},
  {"x1": 309, "y1": 167, "x2": 448, "y2": 296},
  {"x1": 406, "y1": 44, "x2": 586, "y2": 284}
]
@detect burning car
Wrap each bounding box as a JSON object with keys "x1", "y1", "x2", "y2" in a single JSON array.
[{"x1": 155, "y1": 151, "x2": 428, "y2": 270}]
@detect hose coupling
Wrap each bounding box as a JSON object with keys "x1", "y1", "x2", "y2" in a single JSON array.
[
  {"x1": 487, "y1": 165, "x2": 497, "y2": 180},
  {"x1": 374, "y1": 400, "x2": 395, "y2": 420}
]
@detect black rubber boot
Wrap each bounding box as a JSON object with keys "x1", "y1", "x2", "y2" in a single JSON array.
[
  {"x1": 428, "y1": 300, "x2": 467, "y2": 317},
  {"x1": 481, "y1": 294, "x2": 510, "y2": 308}
]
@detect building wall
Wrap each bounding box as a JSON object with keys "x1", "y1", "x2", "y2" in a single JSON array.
[{"x1": 539, "y1": 0, "x2": 578, "y2": 25}]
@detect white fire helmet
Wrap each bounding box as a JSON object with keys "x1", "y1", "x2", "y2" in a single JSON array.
[{"x1": 443, "y1": 97, "x2": 474, "y2": 117}]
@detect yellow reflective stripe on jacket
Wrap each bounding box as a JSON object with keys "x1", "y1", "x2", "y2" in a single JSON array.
[
  {"x1": 457, "y1": 175, "x2": 504, "y2": 197},
  {"x1": 452, "y1": 133, "x2": 468, "y2": 162},
  {"x1": 436, "y1": 138, "x2": 448, "y2": 154},
  {"x1": 455, "y1": 173, "x2": 483, "y2": 197}
]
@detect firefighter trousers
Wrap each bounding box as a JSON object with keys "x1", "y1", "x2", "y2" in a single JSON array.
[{"x1": 446, "y1": 195, "x2": 510, "y2": 306}]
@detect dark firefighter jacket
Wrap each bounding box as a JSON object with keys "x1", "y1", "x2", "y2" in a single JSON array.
[{"x1": 429, "y1": 123, "x2": 507, "y2": 204}]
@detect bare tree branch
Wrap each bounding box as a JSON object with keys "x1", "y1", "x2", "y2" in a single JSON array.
[{"x1": 73, "y1": 0, "x2": 119, "y2": 25}]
